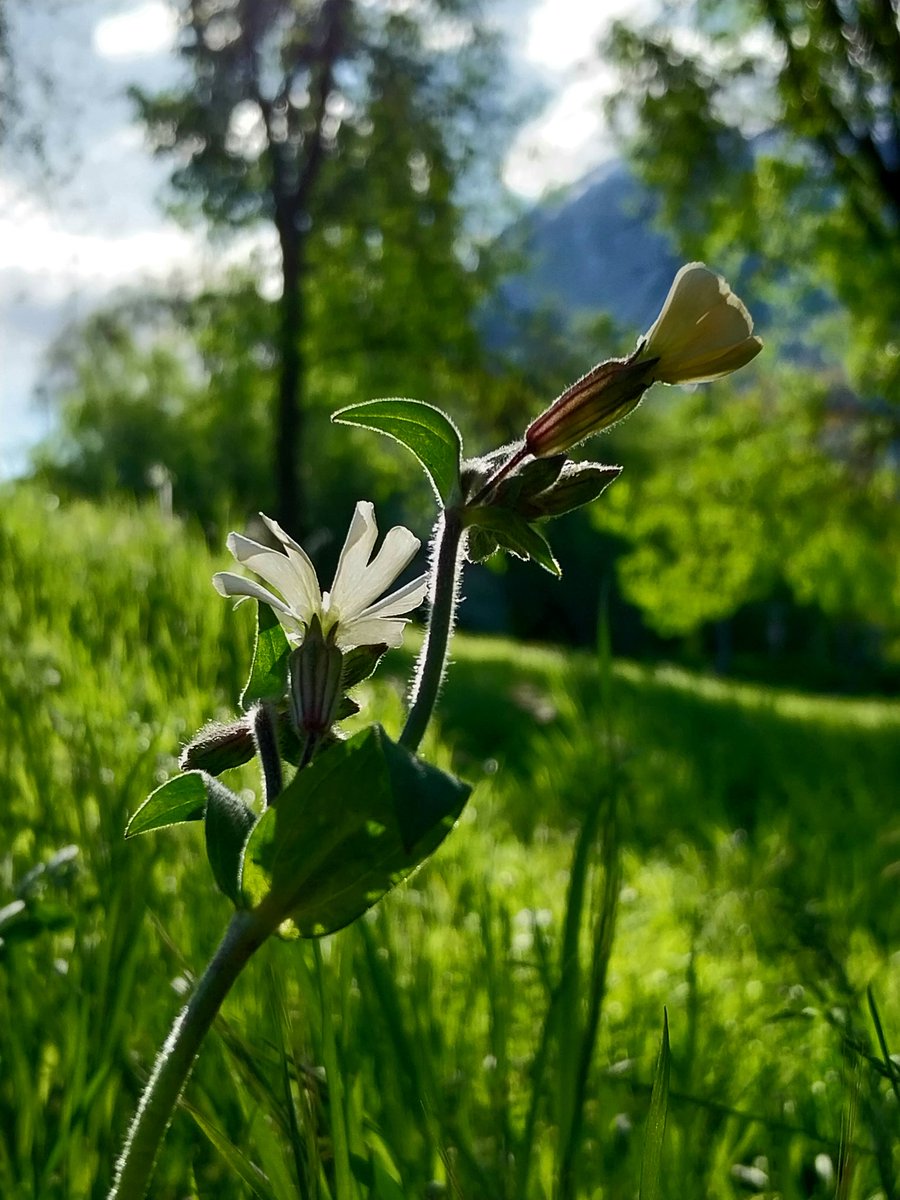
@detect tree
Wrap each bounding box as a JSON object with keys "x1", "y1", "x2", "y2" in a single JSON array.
[
  {"x1": 134, "y1": 0, "x2": 511, "y2": 534},
  {"x1": 604, "y1": 0, "x2": 900, "y2": 407},
  {"x1": 594, "y1": 368, "x2": 900, "y2": 680}
]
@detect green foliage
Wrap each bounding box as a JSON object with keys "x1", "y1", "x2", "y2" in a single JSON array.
[
  {"x1": 332, "y1": 398, "x2": 464, "y2": 506},
  {"x1": 126, "y1": 772, "x2": 208, "y2": 837},
  {"x1": 640, "y1": 1011, "x2": 671, "y2": 1200},
  {"x1": 242, "y1": 726, "x2": 470, "y2": 937},
  {"x1": 242, "y1": 602, "x2": 291, "y2": 709},
  {"x1": 595, "y1": 371, "x2": 900, "y2": 656},
  {"x1": 3, "y1": 488, "x2": 900, "y2": 1195},
  {"x1": 604, "y1": 0, "x2": 900, "y2": 403}
]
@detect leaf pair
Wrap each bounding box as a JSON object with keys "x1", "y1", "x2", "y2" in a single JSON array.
[{"x1": 126, "y1": 726, "x2": 470, "y2": 938}]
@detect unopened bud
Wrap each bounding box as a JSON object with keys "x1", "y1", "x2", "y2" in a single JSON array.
[
  {"x1": 524, "y1": 263, "x2": 762, "y2": 457},
  {"x1": 525, "y1": 354, "x2": 656, "y2": 457},
  {"x1": 180, "y1": 719, "x2": 255, "y2": 775},
  {"x1": 636, "y1": 262, "x2": 762, "y2": 384},
  {"x1": 288, "y1": 616, "x2": 345, "y2": 738}
]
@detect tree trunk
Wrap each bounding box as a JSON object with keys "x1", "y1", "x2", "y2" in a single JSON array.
[{"x1": 274, "y1": 222, "x2": 305, "y2": 536}]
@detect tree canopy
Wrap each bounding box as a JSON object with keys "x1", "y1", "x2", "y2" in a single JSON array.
[{"x1": 605, "y1": 0, "x2": 900, "y2": 407}]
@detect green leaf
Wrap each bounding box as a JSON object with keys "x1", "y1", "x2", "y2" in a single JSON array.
[
  {"x1": 341, "y1": 642, "x2": 389, "y2": 689},
  {"x1": 640, "y1": 1009, "x2": 671, "y2": 1200},
  {"x1": 332, "y1": 398, "x2": 463, "y2": 506},
  {"x1": 125, "y1": 771, "x2": 208, "y2": 837},
  {"x1": 241, "y1": 726, "x2": 470, "y2": 937},
  {"x1": 204, "y1": 778, "x2": 258, "y2": 906},
  {"x1": 241, "y1": 602, "x2": 290, "y2": 709},
  {"x1": 466, "y1": 506, "x2": 561, "y2": 577},
  {"x1": 465, "y1": 526, "x2": 499, "y2": 564},
  {"x1": 523, "y1": 462, "x2": 622, "y2": 518},
  {"x1": 492, "y1": 453, "x2": 566, "y2": 507},
  {"x1": 182, "y1": 1101, "x2": 277, "y2": 1199}
]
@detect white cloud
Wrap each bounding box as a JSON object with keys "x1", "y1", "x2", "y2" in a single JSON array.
[
  {"x1": 93, "y1": 1, "x2": 177, "y2": 61},
  {"x1": 522, "y1": 0, "x2": 654, "y2": 71},
  {"x1": 503, "y1": 0, "x2": 656, "y2": 198}
]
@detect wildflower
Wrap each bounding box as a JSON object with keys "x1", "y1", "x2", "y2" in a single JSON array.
[
  {"x1": 636, "y1": 261, "x2": 763, "y2": 384},
  {"x1": 525, "y1": 262, "x2": 762, "y2": 457},
  {"x1": 213, "y1": 502, "x2": 427, "y2": 650}
]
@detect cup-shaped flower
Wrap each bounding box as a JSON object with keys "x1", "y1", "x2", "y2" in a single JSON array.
[
  {"x1": 635, "y1": 261, "x2": 763, "y2": 384},
  {"x1": 525, "y1": 262, "x2": 762, "y2": 458},
  {"x1": 213, "y1": 501, "x2": 427, "y2": 650}
]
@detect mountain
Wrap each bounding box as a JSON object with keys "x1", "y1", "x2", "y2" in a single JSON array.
[{"x1": 488, "y1": 159, "x2": 682, "y2": 346}]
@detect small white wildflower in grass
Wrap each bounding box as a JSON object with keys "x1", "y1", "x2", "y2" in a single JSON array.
[{"x1": 213, "y1": 501, "x2": 427, "y2": 649}]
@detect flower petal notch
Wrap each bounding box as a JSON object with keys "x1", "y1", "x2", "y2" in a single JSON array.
[
  {"x1": 636, "y1": 261, "x2": 763, "y2": 385},
  {"x1": 213, "y1": 502, "x2": 427, "y2": 651}
]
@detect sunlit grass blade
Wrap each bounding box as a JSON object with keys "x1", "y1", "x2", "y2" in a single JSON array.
[
  {"x1": 866, "y1": 984, "x2": 900, "y2": 1107},
  {"x1": 640, "y1": 1009, "x2": 671, "y2": 1200},
  {"x1": 181, "y1": 1099, "x2": 278, "y2": 1199},
  {"x1": 836, "y1": 1060, "x2": 860, "y2": 1200},
  {"x1": 314, "y1": 941, "x2": 357, "y2": 1200}
]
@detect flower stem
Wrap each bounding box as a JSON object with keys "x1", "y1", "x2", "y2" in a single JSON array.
[
  {"x1": 108, "y1": 908, "x2": 273, "y2": 1199},
  {"x1": 252, "y1": 701, "x2": 283, "y2": 805},
  {"x1": 400, "y1": 506, "x2": 465, "y2": 754},
  {"x1": 468, "y1": 443, "x2": 529, "y2": 507}
]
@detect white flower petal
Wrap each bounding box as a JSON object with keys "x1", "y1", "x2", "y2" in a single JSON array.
[
  {"x1": 329, "y1": 501, "x2": 380, "y2": 613},
  {"x1": 339, "y1": 526, "x2": 421, "y2": 619},
  {"x1": 358, "y1": 572, "x2": 428, "y2": 620},
  {"x1": 641, "y1": 262, "x2": 761, "y2": 384},
  {"x1": 336, "y1": 616, "x2": 409, "y2": 650},
  {"x1": 212, "y1": 571, "x2": 291, "y2": 613},
  {"x1": 227, "y1": 532, "x2": 320, "y2": 617}
]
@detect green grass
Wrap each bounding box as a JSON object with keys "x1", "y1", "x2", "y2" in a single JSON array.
[{"x1": 2, "y1": 486, "x2": 899, "y2": 1198}]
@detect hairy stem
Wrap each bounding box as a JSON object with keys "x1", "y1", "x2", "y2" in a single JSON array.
[
  {"x1": 400, "y1": 507, "x2": 465, "y2": 754},
  {"x1": 108, "y1": 908, "x2": 273, "y2": 1199},
  {"x1": 253, "y1": 701, "x2": 283, "y2": 805}
]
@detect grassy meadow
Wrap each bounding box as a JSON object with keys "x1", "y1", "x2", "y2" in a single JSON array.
[{"x1": 2, "y1": 486, "x2": 899, "y2": 1198}]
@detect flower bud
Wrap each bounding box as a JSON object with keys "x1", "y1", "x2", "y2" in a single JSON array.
[
  {"x1": 524, "y1": 263, "x2": 762, "y2": 457},
  {"x1": 635, "y1": 262, "x2": 762, "y2": 384},
  {"x1": 525, "y1": 355, "x2": 657, "y2": 457},
  {"x1": 288, "y1": 616, "x2": 345, "y2": 738},
  {"x1": 180, "y1": 719, "x2": 256, "y2": 775}
]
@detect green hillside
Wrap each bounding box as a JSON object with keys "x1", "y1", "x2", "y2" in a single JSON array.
[{"x1": 2, "y1": 488, "x2": 898, "y2": 1197}]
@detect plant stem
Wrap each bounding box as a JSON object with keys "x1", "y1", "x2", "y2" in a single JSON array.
[
  {"x1": 400, "y1": 506, "x2": 465, "y2": 754},
  {"x1": 253, "y1": 701, "x2": 283, "y2": 804},
  {"x1": 108, "y1": 908, "x2": 273, "y2": 1199},
  {"x1": 468, "y1": 443, "x2": 529, "y2": 507}
]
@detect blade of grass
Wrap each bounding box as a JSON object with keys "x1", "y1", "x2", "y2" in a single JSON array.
[{"x1": 640, "y1": 1009, "x2": 671, "y2": 1200}]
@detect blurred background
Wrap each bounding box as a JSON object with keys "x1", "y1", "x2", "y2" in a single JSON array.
[
  {"x1": 4, "y1": 0, "x2": 898, "y2": 692},
  {"x1": 3, "y1": 5, "x2": 900, "y2": 1196}
]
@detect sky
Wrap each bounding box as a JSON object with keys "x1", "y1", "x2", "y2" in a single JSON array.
[{"x1": 0, "y1": 0, "x2": 652, "y2": 477}]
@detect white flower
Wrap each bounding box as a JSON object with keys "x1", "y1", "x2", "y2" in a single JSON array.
[
  {"x1": 213, "y1": 501, "x2": 427, "y2": 650},
  {"x1": 638, "y1": 262, "x2": 763, "y2": 384},
  {"x1": 525, "y1": 263, "x2": 762, "y2": 457}
]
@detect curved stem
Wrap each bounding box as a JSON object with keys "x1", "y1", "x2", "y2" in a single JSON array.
[
  {"x1": 108, "y1": 908, "x2": 273, "y2": 1199},
  {"x1": 400, "y1": 507, "x2": 465, "y2": 754}
]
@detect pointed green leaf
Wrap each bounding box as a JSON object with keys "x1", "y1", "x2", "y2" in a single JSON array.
[
  {"x1": 640, "y1": 1009, "x2": 671, "y2": 1200},
  {"x1": 241, "y1": 601, "x2": 291, "y2": 710},
  {"x1": 465, "y1": 526, "x2": 499, "y2": 564},
  {"x1": 341, "y1": 642, "x2": 389, "y2": 689},
  {"x1": 523, "y1": 462, "x2": 622, "y2": 518},
  {"x1": 241, "y1": 726, "x2": 470, "y2": 937},
  {"x1": 205, "y1": 778, "x2": 258, "y2": 906},
  {"x1": 332, "y1": 398, "x2": 463, "y2": 505},
  {"x1": 466, "y1": 506, "x2": 561, "y2": 577},
  {"x1": 125, "y1": 771, "x2": 207, "y2": 837}
]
